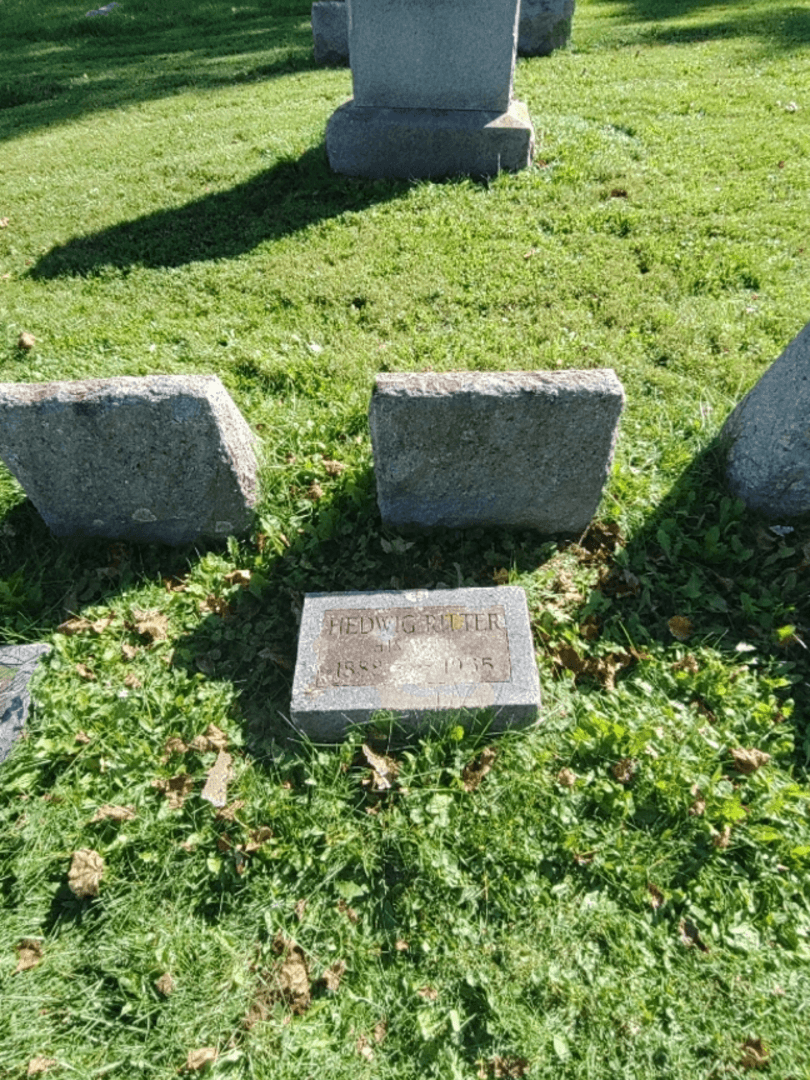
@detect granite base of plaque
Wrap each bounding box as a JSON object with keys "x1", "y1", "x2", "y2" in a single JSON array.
[{"x1": 290, "y1": 587, "x2": 541, "y2": 740}]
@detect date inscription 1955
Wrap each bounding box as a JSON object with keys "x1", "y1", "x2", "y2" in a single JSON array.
[{"x1": 313, "y1": 605, "x2": 511, "y2": 688}]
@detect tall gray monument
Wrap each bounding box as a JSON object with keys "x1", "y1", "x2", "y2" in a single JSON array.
[{"x1": 326, "y1": 0, "x2": 534, "y2": 179}]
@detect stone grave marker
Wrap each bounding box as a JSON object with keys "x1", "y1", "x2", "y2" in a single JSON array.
[
  {"x1": 326, "y1": 0, "x2": 534, "y2": 178},
  {"x1": 0, "y1": 375, "x2": 259, "y2": 546},
  {"x1": 0, "y1": 643, "x2": 51, "y2": 765},
  {"x1": 312, "y1": 0, "x2": 349, "y2": 65},
  {"x1": 369, "y1": 370, "x2": 625, "y2": 534},
  {"x1": 721, "y1": 318, "x2": 810, "y2": 519},
  {"x1": 519, "y1": 0, "x2": 575, "y2": 56},
  {"x1": 290, "y1": 587, "x2": 540, "y2": 740}
]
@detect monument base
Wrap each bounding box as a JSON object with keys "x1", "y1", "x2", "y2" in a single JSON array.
[
  {"x1": 326, "y1": 99, "x2": 534, "y2": 179},
  {"x1": 312, "y1": 1, "x2": 349, "y2": 66}
]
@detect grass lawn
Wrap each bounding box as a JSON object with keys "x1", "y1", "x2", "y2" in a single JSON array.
[{"x1": 2, "y1": 0, "x2": 810, "y2": 1076}]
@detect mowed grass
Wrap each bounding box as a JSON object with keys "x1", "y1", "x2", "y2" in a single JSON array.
[{"x1": 1, "y1": 0, "x2": 810, "y2": 1077}]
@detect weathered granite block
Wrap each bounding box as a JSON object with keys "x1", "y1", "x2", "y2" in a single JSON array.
[
  {"x1": 369, "y1": 370, "x2": 625, "y2": 533},
  {"x1": 721, "y1": 319, "x2": 810, "y2": 519},
  {"x1": 0, "y1": 375, "x2": 258, "y2": 546},
  {"x1": 0, "y1": 643, "x2": 51, "y2": 765},
  {"x1": 290, "y1": 587, "x2": 540, "y2": 740},
  {"x1": 518, "y1": 0, "x2": 574, "y2": 56},
  {"x1": 312, "y1": 0, "x2": 349, "y2": 65},
  {"x1": 326, "y1": 100, "x2": 534, "y2": 179},
  {"x1": 349, "y1": 0, "x2": 519, "y2": 112}
]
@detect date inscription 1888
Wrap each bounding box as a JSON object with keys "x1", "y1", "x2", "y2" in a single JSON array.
[{"x1": 314, "y1": 605, "x2": 511, "y2": 688}]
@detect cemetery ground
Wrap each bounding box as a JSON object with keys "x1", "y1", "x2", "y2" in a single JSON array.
[{"x1": 1, "y1": 0, "x2": 810, "y2": 1075}]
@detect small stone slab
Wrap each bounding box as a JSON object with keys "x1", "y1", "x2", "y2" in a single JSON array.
[
  {"x1": 721, "y1": 318, "x2": 810, "y2": 519},
  {"x1": 369, "y1": 370, "x2": 625, "y2": 533},
  {"x1": 518, "y1": 0, "x2": 574, "y2": 56},
  {"x1": 312, "y1": 0, "x2": 349, "y2": 65},
  {"x1": 0, "y1": 375, "x2": 259, "y2": 546},
  {"x1": 290, "y1": 586, "x2": 540, "y2": 740},
  {"x1": 0, "y1": 643, "x2": 51, "y2": 765}
]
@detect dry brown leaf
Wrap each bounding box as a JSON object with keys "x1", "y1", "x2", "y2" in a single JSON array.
[
  {"x1": 155, "y1": 972, "x2": 174, "y2": 995},
  {"x1": 184, "y1": 1047, "x2": 218, "y2": 1072},
  {"x1": 198, "y1": 595, "x2": 232, "y2": 619},
  {"x1": 322, "y1": 459, "x2": 346, "y2": 477},
  {"x1": 395, "y1": 939, "x2": 409, "y2": 951},
  {"x1": 416, "y1": 986, "x2": 438, "y2": 1001},
  {"x1": 579, "y1": 520, "x2": 624, "y2": 561},
  {"x1": 294, "y1": 899, "x2": 307, "y2": 922},
  {"x1": 18, "y1": 331, "x2": 36, "y2": 351},
  {"x1": 356, "y1": 1035, "x2": 374, "y2": 1062},
  {"x1": 361, "y1": 744, "x2": 399, "y2": 792},
  {"x1": 163, "y1": 736, "x2": 189, "y2": 759},
  {"x1": 307, "y1": 482, "x2": 324, "y2": 500},
  {"x1": 162, "y1": 575, "x2": 189, "y2": 592},
  {"x1": 74, "y1": 730, "x2": 91, "y2": 745},
  {"x1": 123, "y1": 672, "x2": 142, "y2": 688},
  {"x1": 598, "y1": 565, "x2": 640, "y2": 597},
  {"x1": 215, "y1": 800, "x2": 245, "y2": 822},
  {"x1": 91, "y1": 804, "x2": 136, "y2": 823},
  {"x1": 75, "y1": 663, "x2": 96, "y2": 681},
  {"x1": 478, "y1": 1056, "x2": 530, "y2": 1078},
  {"x1": 131, "y1": 610, "x2": 169, "y2": 642},
  {"x1": 678, "y1": 919, "x2": 709, "y2": 952},
  {"x1": 26, "y1": 1058, "x2": 58, "y2": 1076},
  {"x1": 201, "y1": 750, "x2": 232, "y2": 809},
  {"x1": 337, "y1": 899, "x2": 359, "y2": 924},
  {"x1": 574, "y1": 850, "x2": 595, "y2": 865},
  {"x1": 612, "y1": 758, "x2": 637, "y2": 785},
  {"x1": 557, "y1": 767, "x2": 577, "y2": 788},
  {"x1": 322, "y1": 959, "x2": 346, "y2": 992},
  {"x1": 713, "y1": 824, "x2": 732, "y2": 849},
  {"x1": 68, "y1": 848, "x2": 104, "y2": 898},
  {"x1": 202, "y1": 724, "x2": 229, "y2": 751},
  {"x1": 730, "y1": 747, "x2": 770, "y2": 775},
  {"x1": 647, "y1": 882, "x2": 664, "y2": 910},
  {"x1": 153, "y1": 773, "x2": 194, "y2": 810},
  {"x1": 492, "y1": 567, "x2": 509, "y2": 585},
  {"x1": 224, "y1": 569, "x2": 251, "y2": 588},
  {"x1": 673, "y1": 654, "x2": 700, "y2": 674},
  {"x1": 668, "y1": 616, "x2": 693, "y2": 642},
  {"x1": 462, "y1": 747, "x2": 497, "y2": 792},
  {"x1": 688, "y1": 793, "x2": 706, "y2": 817},
  {"x1": 14, "y1": 938, "x2": 43, "y2": 974},
  {"x1": 120, "y1": 643, "x2": 138, "y2": 662},
  {"x1": 243, "y1": 826, "x2": 273, "y2": 854},
  {"x1": 374, "y1": 1020, "x2": 387, "y2": 1044},
  {"x1": 740, "y1": 1037, "x2": 769, "y2": 1070},
  {"x1": 277, "y1": 942, "x2": 311, "y2": 1014},
  {"x1": 580, "y1": 615, "x2": 600, "y2": 640}
]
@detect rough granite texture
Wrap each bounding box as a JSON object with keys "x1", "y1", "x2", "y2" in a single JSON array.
[
  {"x1": 312, "y1": 0, "x2": 349, "y2": 65},
  {"x1": 348, "y1": 0, "x2": 519, "y2": 112},
  {"x1": 0, "y1": 643, "x2": 51, "y2": 765},
  {"x1": 721, "y1": 319, "x2": 810, "y2": 519},
  {"x1": 518, "y1": 0, "x2": 574, "y2": 56},
  {"x1": 290, "y1": 587, "x2": 541, "y2": 740},
  {"x1": 326, "y1": 100, "x2": 534, "y2": 179},
  {"x1": 369, "y1": 370, "x2": 625, "y2": 533},
  {"x1": 0, "y1": 375, "x2": 259, "y2": 546}
]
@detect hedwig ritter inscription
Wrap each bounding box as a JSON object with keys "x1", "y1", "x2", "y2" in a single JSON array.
[{"x1": 290, "y1": 587, "x2": 541, "y2": 740}]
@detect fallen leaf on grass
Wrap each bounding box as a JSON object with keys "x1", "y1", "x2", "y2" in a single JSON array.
[
  {"x1": 123, "y1": 672, "x2": 142, "y2": 688},
  {"x1": 730, "y1": 747, "x2": 770, "y2": 775},
  {"x1": 578, "y1": 520, "x2": 625, "y2": 561},
  {"x1": 57, "y1": 616, "x2": 116, "y2": 636},
  {"x1": 338, "y1": 899, "x2": 359, "y2": 924},
  {"x1": 678, "y1": 919, "x2": 709, "y2": 952},
  {"x1": 130, "y1": 610, "x2": 168, "y2": 642},
  {"x1": 26, "y1": 1059, "x2": 58, "y2": 1076},
  {"x1": 68, "y1": 848, "x2": 104, "y2": 898},
  {"x1": 294, "y1": 898, "x2": 307, "y2": 921},
  {"x1": 740, "y1": 1037, "x2": 769, "y2": 1070},
  {"x1": 395, "y1": 939, "x2": 409, "y2": 951},
  {"x1": 672, "y1": 654, "x2": 700, "y2": 674},
  {"x1": 462, "y1": 747, "x2": 497, "y2": 792},
  {"x1": 201, "y1": 750, "x2": 232, "y2": 808},
  {"x1": 184, "y1": 1047, "x2": 218, "y2": 1072},
  {"x1": 322, "y1": 459, "x2": 346, "y2": 477},
  {"x1": 360, "y1": 744, "x2": 399, "y2": 792},
  {"x1": 688, "y1": 786, "x2": 706, "y2": 816},
  {"x1": 646, "y1": 883, "x2": 664, "y2": 910},
  {"x1": 152, "y1": 773, "x2": 194, "y2": 810},
  {"x1": 551, "y1": 643, "x2": 638, "y2": 691},
  {"x1": 75, "y1": 663, "x2": 96, "y2": 681},
  {"x1": 374, "y1": 1020, "x2": 387, "y2": 1043},
  {"x1": 478, "y1": 1056, "x2": 530, "y2": 1078},
  {"x1": 74, "y1": 730, "x2": 91, "y2": 745},
  {"x1": 274, "y1": 937, "x2": 311, "y2": 1014},
  {"x1": 155, "y1": 972, "x2": 174, "y2": 995},
  {"x1": 91, "y1": 804, "x2": 136, "y2": 823},
  {"x1": 120, "y1": 643, "x2": 138, "y2": 661},
  {"x1": 307, "y1": 482, "x2": 324, "y2": 501},
  {"x1": 668, "y1": 616, "x2": 693, "y2": 642},
  {"x1": 224, "y1": 569, "x2": 251, "y2": 588},
  {"x1": 322, "y1": 959, "x2": 346, "y2": 992},
  {"x1": 356, "y1": 1035, "x2": 374, "y2": 1062},
  {"x1": 597, "y1": 565, "x2": 640, "y2": 598},
  {"x1": 557, "y1": 768, "x2": 577, "y2": 788},
  {"x1": 713, "y1": 824, "x2": 732, "y2": 849},
  {"x1": 215, "y1": 800, "x2": 245, "y2": 822},
  {"x1": 14, "y1": 938, "x2": 43, "y2": 974},
  {"x1": 17, "y1": 332, "x2": 35, "y2": 351},
  {"x1": 612, "y1": 758, "x2": 637, "y2": 785},
  {"x1": 417, "y1": 986, "x2": 438, "y2": 1001}
]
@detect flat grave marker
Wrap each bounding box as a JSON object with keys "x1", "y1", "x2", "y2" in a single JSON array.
[{"x1": 290, "y1": 586, "x2": 540, "y2": 740}]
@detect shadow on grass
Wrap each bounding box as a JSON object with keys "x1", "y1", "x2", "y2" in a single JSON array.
[
  {"x1": 0, "y1": 0, "x2": 320, "y2": 141},
  {"x1": 29, "y1": 145, "x2": 411, "y2": 278},
  {"x1": 593, "y1": 0, "x2": 810, "y2": 49}
]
